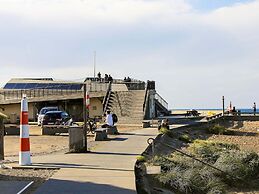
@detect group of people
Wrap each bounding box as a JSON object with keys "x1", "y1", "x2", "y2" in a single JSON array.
[
  {"x1": 123, "y1": 77, "x2": 132, "y2": 82},
  {"x1": 97, "y1": 72, "x2": 113, "y2": 83},
  {"x1": 227, "y1": 102, "x2": 257, "y2": 115}
]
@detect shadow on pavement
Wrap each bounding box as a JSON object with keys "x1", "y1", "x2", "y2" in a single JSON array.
[
  {"x1": 89, "y1": 151, "x2": 139, "y2": 156},
  {"x1": 34, "y1": 178, "x2": 136, "y2": 194},
  {"x1": 34, "y1": 162, "x2": 133, "y2": 172}
]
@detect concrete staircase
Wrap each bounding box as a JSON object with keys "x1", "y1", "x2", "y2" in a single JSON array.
[{"x1": 107, "y1": 90, "x2": 146, "y2": 124}]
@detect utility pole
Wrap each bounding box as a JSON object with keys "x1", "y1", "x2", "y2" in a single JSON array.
[
  {"x1": 222, "y1": 96, "x2": 225, "y2": 115},
  {"x1": 83, "y1": 84, "x2": 87, "y2": 151},
  {"x1": 93, "y1": 51, "x2": 96, "y2": 78}
]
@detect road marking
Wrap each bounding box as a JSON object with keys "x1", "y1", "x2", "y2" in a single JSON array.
[{"x1": 17, "y1": 181, "x2": 34, "y2": 194}]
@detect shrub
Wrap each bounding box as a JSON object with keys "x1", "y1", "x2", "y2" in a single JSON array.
[
  {"x1": 208, "y1": 125, "x2": 227, "y2": 134},
  {"x1": 159, "y1": 127, "x2": 174, "y2": 138},
  {"x1": 214, "y1": 150, "x2": 259, "y2": 182},
  {"x1": 151, "y1": 140, "x2": 258, "y2": 193},
  {"x1": 179, "y1": 134, "x2": 192, "y2": 143},
  {"x1": 136, "y1": 155, "x2": 147, "y2": 162},
  {"x1": 188, "y1": 140, "x2": 239, "y2": 163}
]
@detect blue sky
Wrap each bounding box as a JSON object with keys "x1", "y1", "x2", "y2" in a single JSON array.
[{"x1": 0, "y1": 0, "x2": 259, "y2": 109}]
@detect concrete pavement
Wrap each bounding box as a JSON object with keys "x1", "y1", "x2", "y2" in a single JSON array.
[{"x1": 32, "y1": 127, "x2": 158, "y2": 194}]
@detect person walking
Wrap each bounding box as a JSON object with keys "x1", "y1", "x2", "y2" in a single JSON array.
[{"x1": 253, "y1": 102, "x2": 256, "y2": 115}]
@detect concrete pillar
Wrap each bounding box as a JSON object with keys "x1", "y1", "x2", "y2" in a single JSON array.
[
  {"x1": 149, "y1": 90, "x2": 156, "y2": 119},
  {"x1": 69, "y1": 126, "x2": 85, "y2": 153},
  {"x1": 0, "y1": 118, "x2": 4, "y2": 160}
]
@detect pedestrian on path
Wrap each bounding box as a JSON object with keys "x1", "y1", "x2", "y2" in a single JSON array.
[{"x1": 253, "y1": 102, "x2": 256, "y2": 115}]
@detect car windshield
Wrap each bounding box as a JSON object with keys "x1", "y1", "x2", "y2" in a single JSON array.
[
  {"x1": 61, "y1": 112, "x2": 69, "y2": 117},
  {"x1": 40, "y1": 108, "x2": 58, "y2": 114},
  {"x1": 45, "y1": 113, "x2": 62, "y2": 119}
]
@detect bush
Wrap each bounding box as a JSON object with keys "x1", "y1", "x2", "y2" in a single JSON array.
[
  {"x1": 159, "y1": 127, "x2": 174, "y2": 138},
  {"x1": 208, "y1": 125, "x2": 227, "y2": 134},
  {"x1": 214, "y1": 151, "x2": 259, "y2": 181},
  {"x1": 179, "y1": 134, "x2": 193, "y2": 143},
  {"x1": 152, "y1": 140, "x2": 259, "y2": 193},
  {"x1": 188, "y1": 140, "x2": 239, "y2": 163},
  {"x1": 136, "y1": 155, "x2": 147, "y2": 162}
]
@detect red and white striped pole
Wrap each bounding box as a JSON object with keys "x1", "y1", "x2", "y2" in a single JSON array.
[
  {"x1": 86, "y1": 90, "x2": 90, "y2": 111},
  {"x1": 19, "y1": 94, "x2": 31, "y2": 166}
]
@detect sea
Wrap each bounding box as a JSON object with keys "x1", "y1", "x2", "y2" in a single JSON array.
[{"x1": 171, "y1": 108, "x2": 256, "y2": 115}]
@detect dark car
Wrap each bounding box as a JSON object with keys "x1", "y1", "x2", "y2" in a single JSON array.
[{"x1": 42, "y1": 111, "x2": 70, "y2": 126}]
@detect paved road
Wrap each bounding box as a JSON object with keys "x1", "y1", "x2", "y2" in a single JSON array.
[
  {"x1": 0, "y1": 181, "x2": 31, "y2": 194},
  {"x1": 32, "y1": 127, "x2": 157, "y2": 194}
]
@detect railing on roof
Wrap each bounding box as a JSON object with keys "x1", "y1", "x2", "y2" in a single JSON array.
[
  {"x1": 0, "y1": 89, "x2": 83, "y2": 101},
  {"x1": 155, "y1": 93, "x2": 168, "y2": 110},
  {"x1": 0, "y1": 82, "x2": 110, "y2": 101},
  {"x1": 85, "y1": 77, "x2": 146, "y2": 90}
]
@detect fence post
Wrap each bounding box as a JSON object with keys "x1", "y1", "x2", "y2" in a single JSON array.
[{"x1": 0, "y1": 117, "x2": 4, "y2": 160}]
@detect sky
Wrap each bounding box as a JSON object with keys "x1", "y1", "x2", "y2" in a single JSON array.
[{"x1": 0, "y1": 0, "x2": 259, "y2": 109}]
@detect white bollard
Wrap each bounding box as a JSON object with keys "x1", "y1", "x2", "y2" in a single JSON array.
[{"x1": 19, "y1": 94, "x2": 31, "y2": 166}]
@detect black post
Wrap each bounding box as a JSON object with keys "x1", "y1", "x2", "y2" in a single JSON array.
[
  {"x1": 222, "y1": 96, "x2": 225, "y2": 115},
  {"x1": 0, "y1": 118, "x2": 4, "y2": 160},
  {"x1": 83, "y1": 84, "x2": 87, "y2": 151}
]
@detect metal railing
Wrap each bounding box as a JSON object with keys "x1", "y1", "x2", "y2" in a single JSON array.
[
  {"x1": 0, "y1": 82, "x2": 110, "y2": 102},
  {"x1": 0, "y1": 89, "x2": 83, "y2": 101},
  {"x1": 102, "y1": 81, "x2": 112, "y2": 113},
  {"x1": 155, "y1": 93, "x2": 168, "y2": 110}
]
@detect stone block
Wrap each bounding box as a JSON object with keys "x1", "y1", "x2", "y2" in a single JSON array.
[
  {"x1": 142, "y1": 121, "x2": 150, "y2": 128},
  {"x1": 5, "y1": 125, "x2": 20, "y2": 135},
  {"x1": 69, "y1": 126, "x2": 84, "y2": 152},
  {"x1": 41, "y1": 125, "x2": 68, "y2": 135},
  {"x1": 94, "y1": 128, "x2": 108, "y2": 141},
  {"x1": 105, "y1": 126, "x2": 118, "y2": 135}
]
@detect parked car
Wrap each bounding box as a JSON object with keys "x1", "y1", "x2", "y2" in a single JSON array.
[
  {"x1": 41, "y1": 111, "x2": 70, "y2": 126},
  {"x1": 37, "y1": 107, "x2": 59, "y2": 126}
]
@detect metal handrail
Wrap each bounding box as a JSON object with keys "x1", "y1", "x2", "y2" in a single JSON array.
[
  {"x1": 102, "y1": 81, "x2": 112, "y2": 113},
  {"x1": 155, "y1": 93, "x2": 168, "y2": 110}
]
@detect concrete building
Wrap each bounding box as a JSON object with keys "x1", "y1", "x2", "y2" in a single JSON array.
[{"x1": 0, "y1": 78, "x2": 169, "y2": 124}]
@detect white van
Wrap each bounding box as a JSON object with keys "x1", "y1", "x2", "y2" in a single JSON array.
[{"x1": 37, "y1": 107, "x2": 58, "y2": 126}]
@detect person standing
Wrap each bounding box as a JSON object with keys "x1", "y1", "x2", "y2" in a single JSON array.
[
  {"x1": 97, "y1": 72, "x2": 101, "y2": 81},
  {"x1": 253, "y1": 102, "x2": 256, "y2": 115}
]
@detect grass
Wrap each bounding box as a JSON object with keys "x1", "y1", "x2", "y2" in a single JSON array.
[{"x1": 151, "y1": 140, "x2": 259, "y2": 193}]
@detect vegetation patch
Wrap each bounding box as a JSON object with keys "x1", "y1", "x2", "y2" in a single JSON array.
[
  {"x1": 136, "y1": 155, "x2": 147, "y2": 162},
  {"x1": 207, "y1": 125, "x2": 235, "y2": 135},
  {"x1": 178, "y1": 134, "x2": 192, "y2": 143},
  {"x1": 159, "y1": 127, "x2": 174, "y2": 138},
  {"x1": 150, "y1": 140, "x2": 259, "y2": 194}
]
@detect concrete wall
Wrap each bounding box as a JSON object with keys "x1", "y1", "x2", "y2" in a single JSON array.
[
  {"x1": 0, "y1": 97, "x2": 104, "y2": 122},
  {"x1": 1, "y1": 103, "x2": 35, "y2": 122},
  {"x1": 89, "y1": 98, "x2": 103, "y2": 118}
]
